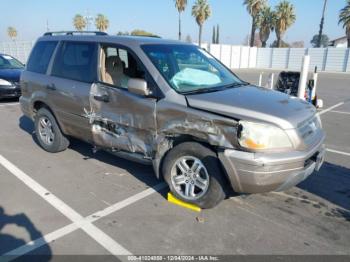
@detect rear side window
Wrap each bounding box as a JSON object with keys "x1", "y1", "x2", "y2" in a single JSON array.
[
  {"x1": 51, "y1": 42, "x2": 97, "y2": 83},
  {"x1": 27, "y1": 41, "x2": 58, "y2": 74}
]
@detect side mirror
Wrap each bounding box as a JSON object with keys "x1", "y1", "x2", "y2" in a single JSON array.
[{"x1": 128, "y1": 78, "x2": 150, "y2": 96}]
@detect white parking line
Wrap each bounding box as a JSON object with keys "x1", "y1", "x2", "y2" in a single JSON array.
[
  {"x1": 0, "y1": 155, "x2": 131, "y2": 258},
  {"x1": 319, "y1": 101, "x2": 346, "y2": 115},
  {"x1": 0, "y1": 103, "x2": 19, "y2": 107},
  {"x1": 326, "y1": 148, "x2": 350, "y2": 157},
  {"x1": 2, "y1": 183, "x2": 167, "y2": 260},
  {"x1": 330, "y1": 110, "x2": 350, "y2": 115}
]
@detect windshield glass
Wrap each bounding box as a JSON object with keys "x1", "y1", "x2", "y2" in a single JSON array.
[
  {"x1": 0, "y1": 55, "x2": 24, "y2": 70},
  {"x1": 142, "y1": 44, "x2": 245, "y2": 94}
]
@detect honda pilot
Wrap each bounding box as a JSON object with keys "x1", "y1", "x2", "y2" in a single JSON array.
[{"x1": 20, "y1": 32, "x2": 325, "y2": 208}]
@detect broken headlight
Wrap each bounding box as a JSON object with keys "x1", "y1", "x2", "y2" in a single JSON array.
[{"x1": 238, "y1": 121, "x2": 293, "y2": 150}]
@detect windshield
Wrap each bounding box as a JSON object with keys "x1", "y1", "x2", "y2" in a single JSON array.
[
  {"x1": 0, "y1": 55, "x2": 24, "y2": 70},
  {"x1": 142, "y1": 44, "x2": 245, "y2": 94}
]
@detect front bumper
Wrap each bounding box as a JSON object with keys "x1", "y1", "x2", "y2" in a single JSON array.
[
  {"x1": 0, "y1": 84, "x2": 21, "y2": 98},
  {"x1": 218, "y1": 134, "x2": 325, "y2": 193}
]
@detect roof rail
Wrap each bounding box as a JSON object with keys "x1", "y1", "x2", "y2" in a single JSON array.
[{"x1": 43, "y1": 31, "x2": 108, "y2": 36}]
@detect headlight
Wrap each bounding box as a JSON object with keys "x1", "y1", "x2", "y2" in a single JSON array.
[
  {"x1": 238, "y1": 121, "x2": 293, "y2": 150},
  {"x1": 316, "y1": 113, "x2": 322, "y2": 128},
  {"x1": 0, "y1": 78, "x2": 13, "y2": 86}
]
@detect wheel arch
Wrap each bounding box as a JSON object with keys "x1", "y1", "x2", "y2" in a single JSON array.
[{"x1": 32, "y1": 100, "x2": 68, "y2": 135}]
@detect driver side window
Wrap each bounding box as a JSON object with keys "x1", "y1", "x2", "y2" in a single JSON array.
[{"x1": 100, "y1": 46, "x2": 147, "y2": 90}]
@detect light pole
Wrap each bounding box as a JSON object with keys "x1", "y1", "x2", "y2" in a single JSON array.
[
  {"x1": 84, "y1": 9, "x2": 94, "y2": 31},
  {"x1": 317, "y1": 0, "x2": 328, "y2": 48}
]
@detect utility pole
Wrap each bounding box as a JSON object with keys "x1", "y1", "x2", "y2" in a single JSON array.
[
  {"x1": 317, "y1": 0, "x2": 328, "y2": 48},
  {"x1": 46, "y1": 19, "x2": 49, "y2": 32},
  {"x1": 84, "y1": 9, "x2": 94, "y2": 31}
]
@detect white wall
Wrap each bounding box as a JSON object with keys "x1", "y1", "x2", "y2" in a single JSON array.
[
  {"x1": 0, "y1": 41, "x2": 35, "y2": 63},
  {"x1": 2, "y1": 40, "x2": 350, "y2": 73},
  {"x1": 205, "y1": 43, "x2": 350, "y2": 73}
]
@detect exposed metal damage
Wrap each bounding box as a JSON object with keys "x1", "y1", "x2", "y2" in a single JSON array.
[{"x1": 84, "y1": 83, "x2": 239, "y2": 176}]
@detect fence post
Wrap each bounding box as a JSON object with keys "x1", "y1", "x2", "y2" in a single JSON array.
[
  {"x1": 286, "y1": 48, "x2": 291, "y2": 70},
  {"x1": 343, "y1": 48, "x2": 350, "y2": 72},
  {"x1": 323, "y1": 48, "x2": 329, "y2": 71},
  {"x1": 230, "y1": 45, "x2": 233, "y2": 69},
  {"x1": 270, "y1": 48, "x2": 274, "y2": 69}
]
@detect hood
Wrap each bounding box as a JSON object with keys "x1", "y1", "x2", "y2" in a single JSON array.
[
  {"x1": 186, "y1": 85, "x2": 316, "y2": 129},
  {"x1": 0, "y1": 69, "x2": 23, "y2": 82}
]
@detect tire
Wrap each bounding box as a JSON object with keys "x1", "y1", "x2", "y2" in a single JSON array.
[
  {"x1": 162, "y1": 142, "x2": 226, "y2": 209},
  {"x1": 35, "y1": 107, "x2": 69, "y2": 153}
]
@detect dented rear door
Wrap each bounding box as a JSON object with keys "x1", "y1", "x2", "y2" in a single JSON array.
[{"x1": 86, "y1": 82, "x2": 157, "y2": 157}]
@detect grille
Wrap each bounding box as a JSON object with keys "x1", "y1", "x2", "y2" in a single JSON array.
[{"x1": 298, "y1": 116, "x2": 321, "y2": 145}]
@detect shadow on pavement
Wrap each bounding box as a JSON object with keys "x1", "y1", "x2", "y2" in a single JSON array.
[
  {"x1": 0, "y1": 98, "x2": 19, "y2": 104},
  {"x1": 298, "y1": 161, "x2": 350, "y2": 222},
  {"x1": 0, "y1": 207, "x2": 52, "y2": 260}
]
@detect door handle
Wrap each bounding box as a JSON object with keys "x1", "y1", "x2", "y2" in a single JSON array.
[
  {"x1": 93, "y1": 94, "x2": 110, "y2": 103},
  {"x1": 46, "y1": 83, "x2": 56, "y2": 91}
]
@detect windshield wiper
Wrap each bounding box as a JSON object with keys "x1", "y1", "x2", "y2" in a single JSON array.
[{"x1": 182, "y1": 82, "x2": 248, "y2": 95}]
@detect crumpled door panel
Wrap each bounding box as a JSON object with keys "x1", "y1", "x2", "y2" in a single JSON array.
[{"x1": 85, "y1": 82, "x2": 157, "y2": 157}]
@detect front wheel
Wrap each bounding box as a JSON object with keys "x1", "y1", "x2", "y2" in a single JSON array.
[{"x1": 162, "y1": 142, "x2": 226, "y2": 209}]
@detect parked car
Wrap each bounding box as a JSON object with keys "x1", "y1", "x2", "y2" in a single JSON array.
[
  {"x1": 20, "y1": 32, "x2": 325, "y2": 208},
  {"x1": 0, "y1": 54, "x2": 24, "y2": 99}
]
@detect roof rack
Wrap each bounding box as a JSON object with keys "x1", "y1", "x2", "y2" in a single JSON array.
[{"x1": 43, "y1": 31, "x2": 108, "y2": 36}]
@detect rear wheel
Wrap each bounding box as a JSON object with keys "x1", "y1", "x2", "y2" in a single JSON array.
[
  {"x1": 35, "y1": 108, "x2": 69, "y2": 153},
  {"x1": 162, "y1": 142, "x2": 226, "y2": 209}
]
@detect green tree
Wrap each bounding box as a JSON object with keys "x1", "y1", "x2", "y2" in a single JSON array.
[
  {"x1": 131, "y1": 29, "x2": 159, "y2": 37},
  {"x1": 185, "y1": 34, "x2": 192, "y2": 43},
  {"x1": 216, "y1": 24, "x2": 220, "y2": 44},
  {"x1": 212, "y1": 26, "x2": 216, "y2": 44},
  {"x1": 73, "y1": 14, "x2": 86, "y2": 31},
  {"x1": 117, "y1": 31, "x2": 130, "y2": 36},
  {"x1": 174, "y1": 0, "x2": 187, "y2": 40},
  {"x1": 95, "y1": 14, "x2": 109, "y2": 32},
  {"x1": 257, "y1": 6, "x2": 275, "y2": 47},
  {"x1": 274, "y1": 0, "x2": 296, "y2": 48},
  {"x1": 310, "y1": 34, "x2": 329, "y2": 47},
  {"x1": 7, "y1": 27, "x2": 17, "y2": 41},
  {"x1": 243, "y1": 0, "x2": 266, "y2": 47},
  {"x1": 270, "y1": 39, "x2": 290, "y2": 48},
  {"x1": 192, "y1": 0, "x2": 211, "y2": 46},
  {"x1": 339, "y1": 0, "x2": 350, "y2": 48}
]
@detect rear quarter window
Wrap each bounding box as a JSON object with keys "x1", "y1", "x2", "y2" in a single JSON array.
[
  {"x1": 51, "y1": 41, "x2": 97, "y2": 83},
  {"x1": 26, "y1": 41, "x2": 58, "y2": 74}
]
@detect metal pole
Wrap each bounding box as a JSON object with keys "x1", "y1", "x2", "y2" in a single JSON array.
[
  {"x1": 270, "y1": 73, "x2": 274, "y2": 89},
  {"x1": 258, "y1": 72, "x2": 263, "y2": 86},
  {"x1": 311, "y1": 66, "x2": 318, "y2": 101},
  {"x1": 298, "y1": 55, "x2": 310, "y2": 99}
]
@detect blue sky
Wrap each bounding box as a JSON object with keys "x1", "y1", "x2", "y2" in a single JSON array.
[{"x1": 0, "y1": 0, "x2": 346, "y2": 46}]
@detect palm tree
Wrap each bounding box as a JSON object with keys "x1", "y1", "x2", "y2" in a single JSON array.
[
  {"x1": 339, "y1": 0, "x2": 350, "y2": 48},
  {"x1": 73, "y1": 14, "x2": 87, "y2": 31},
  {"x1": 243, "y1": 0, "x2": 266, "y2": 47},
  {"x1": 174, "y1": 0, "x2": 187, "y2": 40},
  {"x1": 257, "y1": 6, "x2": 275, "y2": 47},
  {"x1": 192, "y1": 0, "x2": 211, "y2": 46},
  {"x1": 7, "y1": 27, "x2": 17, "y2": 41},
  {"x1": 95, "y1": 14, "x2": 109, "y2": 32},
  {"x1": 317, "y1": 0, "x2": 328, "y2": 48},
  {"x1": 274, "y1": 0, "x2": 296, "y2": 48}
]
